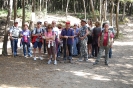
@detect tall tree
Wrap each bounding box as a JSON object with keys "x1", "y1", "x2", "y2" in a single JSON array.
[
  {"x1": 2, "y1": 0, "x2": 13, "y2": 55},
  {"x1": 13, "y1": 0, "x2": 17, "y2": 22},
  {"x1": 22, "y1": 0, "x2": 25, "y2": 28},
  {"x1": 90, "y1": 0, "x2": 97, "y2": 21},
  {"x1": 110, "y1": 0, "x2": 114, "y2": 26},
  {"x1": 66, "y1": 0, "x2": 70, "y2": 19},
  {"x1": 82, "y1": 0, "x2": 86, "y2": 19},
  {"x1": 116, "y1": 0, "x2": 120, "y2": 38}
]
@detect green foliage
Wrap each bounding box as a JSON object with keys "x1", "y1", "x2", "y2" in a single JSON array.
[{"x1": 0, "y1": 10, "x2": 7, "y2": 17}]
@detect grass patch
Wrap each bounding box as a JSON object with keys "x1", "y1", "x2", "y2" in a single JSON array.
[{"x1": 0, "y1": 10, "x2": 8, "y2": 17}]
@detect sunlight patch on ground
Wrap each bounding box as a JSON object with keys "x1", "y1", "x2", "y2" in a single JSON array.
[
  {"x1": 0, "y1": 84, "x2": 37, "y2": 88},
  {"x1": 113, "y1": 41, "x2": 133, "y2": 46},
  {"x1": 116, "y1": 64, "x2": 133, "y2": 68},
  {"x1": 70, "y1": 71, "x2": 111, "y2": 81}
]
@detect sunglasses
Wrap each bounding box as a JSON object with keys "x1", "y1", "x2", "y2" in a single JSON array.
[{"x1": 15, "y1": 22, "x2": 18, "y2": 24}]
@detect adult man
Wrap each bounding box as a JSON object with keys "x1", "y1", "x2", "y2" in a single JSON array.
[
  {"x1": 9, "y1": 19, "x2": 22, "y2": 57},
  {"x1": 93, "y1": 23, "x2": 114, "y2": 65},
  {"x1": 78, "y1": 19, "x2": 89, "y2": 61},
  {"x1": 32, "y1": 21, "x2": 43, "y2": 60},
  {"x1": 61, "y1": 21, "x2": 74, "y2": 63},
  {"x1": 43, "y1": 21, "x2": 48, "y2": 54}
]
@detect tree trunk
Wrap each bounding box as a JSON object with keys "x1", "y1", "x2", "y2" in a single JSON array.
[
  {"x1": 32, "y1": 0, "x2": 35, "y2": 12},
  {"x1": 90, "y1": 0, "x2": 97, "y2": 21},
  {"x1": 22, "y1": 0, "x2": 25, "y2": 28},
  {"x1": 99, "y1": 0, "x2": 102, "y2": 22},
  {"x1": 13, "y1": 0, "x2": 17, "y2": 21},
  {"x1": 39, "y1": 0, "x2": 41, "y2": 11},
  {"x1": 74, "y1": 0, "x2": 76, "y2": 14},
  {"x1": 2, "y1": 0, "x2": 12, "y2": 55},
  {"x1": 122, "y1": 2, "x2": 126, "y2": 21},
  {"x1": 110, "y1": 0, "x2": 114, "y2": 26},
  {"x1": 66, "y1": 0, "x2": 70, "y2": 19},
  {"x1": 82, "y1": 0, "x2": 86, "y2": 19},
  {"x1": 116, "y1": 0, "x2": 120, "y2": 38}
]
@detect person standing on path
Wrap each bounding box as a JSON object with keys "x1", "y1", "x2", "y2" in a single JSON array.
[
  {"x1": 92, "y1": 21, "x2": 101, "y2": 57},
  {"x1": 43, "y1": 21, "x2": 48, "y2": 54},
  {"x1": 93, "y1": 23, "x2": 114, "y2": 65},
  {"x1": 20, "y1": 22, "x2": 32, "y2": 57},
  {"x1": 32, "y1": 21, "x2": 43, "y2": 61},
  {"x1": 78, "y1": 19, "x2": 89, "y2": 62},
  {"x1": 9, "y1": 19, "x2": 22, "y2": 57},
  {"x1": 87, "y1": 19, "x2": 93, "y2": 58},
  {"x1": 44, "y1": 24, "x2": 57, "y2": 65},
  {"x1": 61, "y1": 21, "x2": 74, "y2": 63}
]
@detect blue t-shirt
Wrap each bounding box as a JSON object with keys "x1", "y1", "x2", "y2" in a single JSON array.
[{"x1": 61, "y1": 28, "x2": 74, "y2": 45}]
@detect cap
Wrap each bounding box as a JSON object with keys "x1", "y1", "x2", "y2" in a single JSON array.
[
  {"x1": 74, "y1": 23, "x2": 78, "y2": 26},
  {"x1": 14, "y1": 19, "x2": 19, "y2": 23},
  {"x1": 24, "y1": 22, "x2": 29, "y2": 26},
  {"x1": 66, "y1": 21, "x2": 70, "y2": 24},
  {"x1": 37, "y1": 21, "x2": 42, "y2": 24},
  {"x1": 81, "y1": 19, "x2": 87, "y2": 24}
]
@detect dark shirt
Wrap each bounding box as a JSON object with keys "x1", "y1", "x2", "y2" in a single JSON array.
[
  {"x1": 92, "y1": 27, "x2": 101, "y2": 45},
  {"x1": 61, "y1": 28, "x2": 74, "y2": 45}
]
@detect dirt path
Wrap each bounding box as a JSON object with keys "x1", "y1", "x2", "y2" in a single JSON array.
[{"x1": 0, "y1": 25, "x2": 133, "y2": 88}]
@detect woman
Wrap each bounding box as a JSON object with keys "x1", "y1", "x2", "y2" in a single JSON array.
[
  {"x1": 87, "y1": 19, "x2": 93, "y2": 58},
  {"x1": 44, "y1": 24, "x2": 57, "y2": 65},
  {"x1": 57, "y1": 24, "x2": 63, "y2": 57},
  {"x1": 20, "y1": 22, "x2": 32, "y2": 57},
  {"x1": 92, "y1": 21, "x2": 101, "y2": 57},
  {"x1": 72, "y1": 23, "x2": 79, "y2": 56}
]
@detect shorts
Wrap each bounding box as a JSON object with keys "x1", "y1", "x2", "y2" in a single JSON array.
[
  {"x1": 87, "y1": 35, "x2": 92, "y2": 44},
  {"x1": 33, "y1": 41, "x2": 42, "y2": 48},
  {"x1": 46, "y1": 42, "x2": 56, "y2": 55}
]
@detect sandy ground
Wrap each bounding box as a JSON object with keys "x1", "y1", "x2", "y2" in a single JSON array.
[{"x1": 0, "y1": 25, "x2": 133, "y2": 88}]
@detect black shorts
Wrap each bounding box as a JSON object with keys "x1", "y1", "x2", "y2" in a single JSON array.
[{"x1": 87, "y1": 35, "x2": 92, "y2": 44}]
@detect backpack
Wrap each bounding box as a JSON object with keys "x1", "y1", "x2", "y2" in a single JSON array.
[{"x1": 31, "y1": 28, "x2": 43, "y2": 44}]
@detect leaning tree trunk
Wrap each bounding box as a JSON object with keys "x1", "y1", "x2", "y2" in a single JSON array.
[
  {"x1": 66, "y1": 0, "x2": 70, "y2": 19},
  {"x1": 22, "y1": 0, "x2": 25, "y2": 29},
  {"x1": 110, "y1": 0, "x2": 114, "y2": 26},
  {"x1": 90, "y1": 0, "x2": 97, "y2": 21},
  {"x1": 116, "y1": 0, "x2": 120, "y2": 38},
  {"x1": 82, "y1": 0, "x2": 86, "y2": 19},
  {"x1": 2, "y1": 0, "x2": 12, "y2": 55}
]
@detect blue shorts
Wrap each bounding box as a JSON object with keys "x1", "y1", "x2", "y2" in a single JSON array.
[{"x1": 33, "y1": 41, "x2": 42, "y2": 48}]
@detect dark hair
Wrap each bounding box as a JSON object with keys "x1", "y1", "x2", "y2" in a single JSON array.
[
  {"x1": 95, "y1": 21, "x2": 101, "y2": 27},
  {"x1": 88, "y1": 19, "x2": 93, "y2": 27},
  {"x1": 47, "y1": 24, "x2": 53, "y2": 29},
  {"x1": 58, "y1": 24, "x2": 62, "y2": 29}
]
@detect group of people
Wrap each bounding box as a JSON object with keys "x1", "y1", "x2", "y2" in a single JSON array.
[{"x1": 9, "y1": 19, "x2": 115, "y2": 66}]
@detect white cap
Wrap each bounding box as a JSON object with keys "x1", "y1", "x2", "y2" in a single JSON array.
[
  {"x1": 24, "y1": 22, "x2": 29, "y2": 26},
  {"x1": 37, "y1": 20, "x2": 42, "y2": 23},
  {"x1": 14, "y1": 19, "x2": 19, "y2": 23}
]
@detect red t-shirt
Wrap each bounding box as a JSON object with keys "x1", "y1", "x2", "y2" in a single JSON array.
[{"x1": 99, "y1": 32, "x2": 114, "y2": 46}]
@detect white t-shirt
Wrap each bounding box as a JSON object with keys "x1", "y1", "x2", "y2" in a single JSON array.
[
  {"x1": 52, "y1": 27, "x2": 59, "y2": 38},
  {"x1": 10, "y1": 26, "x2": 22, "y2": 37}
]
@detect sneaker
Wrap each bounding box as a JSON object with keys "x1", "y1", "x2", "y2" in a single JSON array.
[
  {"x1": 48, "y1": 60, "x2": 52, "y2": 64},
  {"x1": 84, "y1": 59, "x2": 89, "y2": 62},
  {"x1": 54, "y1": 60, "x2": 57, "y2": 65},
  {"x1": 93, "y1": 62, "x2": 98, "y2": 65},
  {"x1": 24, "y1": 55, "x2": 27, "y2": 58},
  {"x1": 78, "y1": 59, "x2": 83, "y2": 62},
  {"x1": 40, "y1": 57, "x2": 43, "y2": 60},
  {"x1": 29, "y1": 55, "x2": 32, "y2": 57},
  {"x1": 105, "y1": 62, "x2": 108, "y2": 66},
  {"x1": 34, "y1": 57, "x2": 37, "y2": 61}
]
